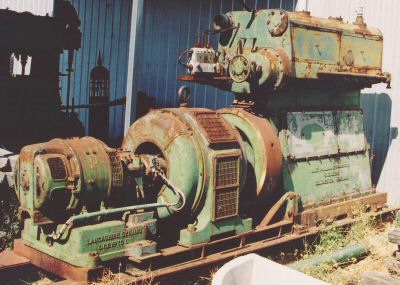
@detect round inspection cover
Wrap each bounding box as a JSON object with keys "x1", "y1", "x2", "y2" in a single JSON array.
[
  {"x1": 229, "y1": 55, "x2": 251, "y2": 83},
  {"x1": 267, "y1": 10, "x2": 289, "y2": 37}
]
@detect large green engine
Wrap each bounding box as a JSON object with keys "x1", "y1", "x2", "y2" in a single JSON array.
[{"x1": 14, "y1": 9, "x2": 392, "y2": 272}]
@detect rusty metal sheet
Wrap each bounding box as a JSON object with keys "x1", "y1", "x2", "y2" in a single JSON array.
[
  {"x1": 337, "y1": 110, "x2": 367, "y2": 153},
  {"x1": 291, "y1": 26, "x2": 340, "y2": 64},
  {"x1": 288, "y1": 11, "x2": 382, "y2": 39},
  {"x1": 13, "y1": 239, "x2": 104, "y2": 282},
  {"x1": 0, "y1": 249, "x2": 30, "y2": 270},
  {"x1": 340, "y1": 35, "x2": 383, "y2": 70},
  {"x1": 297, "y1": 192, "x2": 388, "y2": 227},
  {"x1": 286, "y1": 111, "x2": 337, "y2": 159},
  {"x1": 288, "y1": 11, "x2": 385, "y2": 80},
  {"x1": 49, "y1": 280, "x2": 85, "y2": 285}
]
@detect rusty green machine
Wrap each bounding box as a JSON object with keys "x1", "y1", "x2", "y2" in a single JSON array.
[{"x1": 12, "y1": 9, "x2": 397, "y2": 281}]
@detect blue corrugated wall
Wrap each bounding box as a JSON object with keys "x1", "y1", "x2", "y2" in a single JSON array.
[
  {"x1": 59, "y1": 0, "x2": 132, "y2": 139},
  {"x1": 361, "y1": 94, "x2": 392, "y2": 184},
  {"x1": 137, "y1": 0, "x2": 297, "y2": 110}
]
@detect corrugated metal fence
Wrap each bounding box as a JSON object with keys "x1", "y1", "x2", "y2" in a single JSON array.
[
  {"x1": 361, "y1": 94, "x2": 392, "y2": 184},
  {"x1": 60, "y1": 0, "x2": 132, "y2": 139},
  {"x1": 136, "y1": 0, "x2": 297, "y2": 111}
]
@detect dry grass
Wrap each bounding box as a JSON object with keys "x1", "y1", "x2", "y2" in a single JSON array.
[
  {"x1": 197, "y1": 267, "x2": 219, "y2": 284},
  {"x1": 162, "y1": 206, "x2": 399, "y2": 285},
  {"x1": 90, "y1": 268, "x2": 159, "y2": 285},
  {"x1": 297, "y1": 206, "x2": 398, "y2": 285}
]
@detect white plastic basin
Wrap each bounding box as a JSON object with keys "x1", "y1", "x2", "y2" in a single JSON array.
[{"x1": 212, "y1": 254, "x2": 328, "y2": 285}]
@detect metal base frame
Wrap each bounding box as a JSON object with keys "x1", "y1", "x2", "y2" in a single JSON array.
[
  {"x1": 297, "y1": 192, "x2": 388, "y2": 226},
  {"x1": 130, "y1": 206, "x2": 398, "y2": 282},
  {"x1": 13, "y1": 239, "x2": 104, "y2": 282},
  {"x1": 9, "y1": 203, "x2": 398, "y2": 283}
]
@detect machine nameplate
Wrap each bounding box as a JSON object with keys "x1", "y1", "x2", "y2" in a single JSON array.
[
  {"x1": 87, "y1": 227, "x2": 144, "y2": 250},
  {"x1": 312, "y1": 163, "x2": 350, "y2": 186},
  {"x1": 311, "y1": 163, "x2": 350, "y2": 173},
  {"x1": 315, "y1": 176, "x2": 350, "y2": 186}
]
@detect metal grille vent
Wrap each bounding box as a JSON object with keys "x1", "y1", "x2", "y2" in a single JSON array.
[
  {"x1": 47, "y1": 157, "x2": 67, "y2": 180},
  {"x1": 215, "y1": 187, "x2": 238, "y2": 220},
  {"x1": 107, "y1": 152, "x2": 123, "y2": 188},
  {"x1": 214, "y1": 156, "x2": 240, "y2": 220},
  {"x1": 194, "y1": 112, "x2": 237, "y2": 144},
  {"x1": 216, "y1": 156, "x2": 239, "y2": 188}
]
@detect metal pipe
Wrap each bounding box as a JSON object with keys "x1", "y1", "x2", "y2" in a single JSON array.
[
  {"x1": 159, "y1": 172, "x2": 186, "y2": 212},
  {"x1": 65, "y1": 49, "x2": 74, "y2": 115},
  {"x1": 70, "y1": 202, "x2": 168, "y2": 222},
  {"x1": 289, "y1": 243, "x2": 368, "y2": 271}
]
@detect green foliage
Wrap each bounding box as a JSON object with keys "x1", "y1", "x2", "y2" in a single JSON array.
[
  {"x1": 0, "y1": 184, "x2": 20, "y2": 251},
  {"x1": 315, "y1": 226, "x2": 347, "y2": 255}
]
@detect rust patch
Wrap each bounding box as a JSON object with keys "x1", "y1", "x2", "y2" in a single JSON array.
[
  {"x1": 13, "y1": 239, "x2": 104, "y2": 282},
  {"x1": 297, "y1": 192, "x2": 388, "y2": 227},
  {"x1": 0, "y1": 249, "x2": 30, "y2": 270},
  {"x1": 193, "y1": 111, "x2": 238, "y2": 144},
  {"x1": 178, "y1": 75, "x2": 232, "y2": 91}
]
